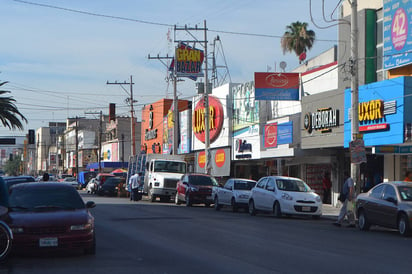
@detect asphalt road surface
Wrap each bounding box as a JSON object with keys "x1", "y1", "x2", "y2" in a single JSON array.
[{"x1": 1, "y1": 192, "x2": 412, "y2": 274}]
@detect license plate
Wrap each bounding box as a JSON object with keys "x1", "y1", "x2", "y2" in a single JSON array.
[
  {"x1": 302, "y1": 206, "x2": 311, "y2": 212},
  {"x1": 39, "y1": 237, "x2": 58, "y2": 247}
]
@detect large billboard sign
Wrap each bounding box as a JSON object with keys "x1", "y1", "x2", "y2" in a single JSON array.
[
  {"x1": 383, "y1": 0, "x2": 412, "y2": 70},
  {"x1": 170, "y1": 42, "x2": 204, "y2": 80},
  {"x1": 254, "y1": 72, "x2": 299, "y2": 101}
]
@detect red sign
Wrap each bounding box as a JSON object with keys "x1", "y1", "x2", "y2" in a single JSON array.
[
  {"x1": 264, "y1": 123, "x2": 278, "y2": 148},
  {"x1": 215, "y1": 149, "x2": 226, "y2": 168},
  {"x1": 198, "y1": 151, "x2": 205, "y2": 169},
  {"x1": 254, "y1": 72, "x2": 300, "y2": 101},
  {"x1": 359, "y1": 124, "x2": 389, "y2": 132},
  {"x1": 193, "y1": 95, "x2": 224, "y2": 143}
]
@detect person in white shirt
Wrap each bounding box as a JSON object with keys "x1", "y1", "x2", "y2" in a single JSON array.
[{"x1": 129, "y1": 173, "x2": 139, "y2": 201}]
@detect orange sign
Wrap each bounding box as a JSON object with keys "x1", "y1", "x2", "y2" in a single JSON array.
[
  {"x1": 198, "y1": 151, "x2": 206, "y2": 168},
  {"x1": 215, "y1": 149, "x2": 225, "y2": 168}
]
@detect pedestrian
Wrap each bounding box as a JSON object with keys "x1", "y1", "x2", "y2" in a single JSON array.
[
  {"x1": 322, "y1": 171, "x2": 332, "y2": 204},
  {"x1": 129, "y1": 173, "x2": 139, "y2": 201},
  {"x1": 404, "y1": 171, "x2": 412, "y2": 182},
  {"x1": 333, "y1": 172, "x2": 356, "y2": 228}
]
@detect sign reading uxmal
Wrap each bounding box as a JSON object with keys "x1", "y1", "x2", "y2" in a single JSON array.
[
  {"x1": 170, "y1": 43, "x2": 204, "y2": 80},
  {"x1": 254, "y1": 72, "x2": 300, "y2": 101}
]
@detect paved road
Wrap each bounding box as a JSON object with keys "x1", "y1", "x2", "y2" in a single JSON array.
[{"x1": 2, "y1": 192, "x2": 412, "y2": 274}]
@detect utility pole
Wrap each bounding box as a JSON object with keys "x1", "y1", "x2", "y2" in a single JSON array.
[
  {"x1": 121, "y1": 133, "x2": 125, "y2": 168},
  {"x1": 350, "y1": 0, "x2": 360, "y2": 193},
  {"x1": 203, "y1": 20, "x2": 210, "y2": 175},
  {"x1": 75, "y1": 116, "x2": 79, "y2": 179},
  {"x1": 147, "y1": 54, "x2": 179, "y2": 155},
  {"x1": 107, "y1": 76, "x2": 136, "y2": 156}
]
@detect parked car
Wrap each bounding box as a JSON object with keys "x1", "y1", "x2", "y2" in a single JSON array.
[
  {"x1": 61, "y1": 177, "x2": 81, "y2": 189},
  {"x1": 248, "y1": 176, "x2": 322, "y2": 218},
  {"x1": 213, "y1": 178, "x2": 257, "y2": 212},
  {"x1": 356, "y1": 182, "x2": 412, "y2": 236},
  {"x1": 96, "y1": 177, "x2": 125, "y2": 197},
  {"x1": 175, "y1": 173, "x2": 219, "y2": 207},
  {"x1": 95, "y1": 173, "x2": 115, "y2": 188},
  {"x1": 7, "y1": 182, "x2": 96, "y2": 254},
  {"x1": 86, "y1": 178, "x2": 98, "y2": 194},
  {"x1": 2, "y1": 176, "x2": 35, "y2": 189}
]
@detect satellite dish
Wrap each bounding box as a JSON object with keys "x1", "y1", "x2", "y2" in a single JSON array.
[{"x1": 279, "y1": 61, "x2": 287, "y2": 72}]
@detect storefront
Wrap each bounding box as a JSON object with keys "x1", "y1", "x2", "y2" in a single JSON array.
[
  {"x1": 344, "y1": 76, "x2": 412, "y2": 182},
  {"x1": 301, "y1": 89, "x2": 346, "y2": 205}
]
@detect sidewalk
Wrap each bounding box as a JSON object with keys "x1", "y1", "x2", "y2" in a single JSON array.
[{"x1": 322, "y1": 203, "x2": 341, "y2": 220}]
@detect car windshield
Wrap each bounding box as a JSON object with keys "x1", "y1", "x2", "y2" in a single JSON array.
[
  {"x1": 276, "y1": 179, "x2": 310, "y2": 192},
  {"x1": 154, "y1": 161, "x2": 186, "y2": 173},
  {"x1": 234, "y1": 181, "x2": 256, "y2": 190},
  {"x1": 398, "y1": 185, "x2": 412, "y2": 201},
  {"x1": 189, "y1": 175, "x2": 218, "y2": 186},
  {"x1": 9, "y1": 185, "x2": 85, "y2": 212}
]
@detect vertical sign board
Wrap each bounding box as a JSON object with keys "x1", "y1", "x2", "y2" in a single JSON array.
[{"x1": 383, "y1": 0, "x2": 412, "y2": 70}]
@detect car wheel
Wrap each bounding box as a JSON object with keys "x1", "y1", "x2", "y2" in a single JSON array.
[
  {"x1": 185, "y1": 192, "x2": 192, "y2": 207},
  {"x1": 273, "y1": 201, "x2": 282, "y2": 218},
  {"x1": 398, "y1": 213, "x2": 411, "y2": 237},
  {"x1": 248, "y1": 200, "x2": 256, "y2": 216},
  {"x1": 214, "y1": 196, "x2": 221, "y2": 211},
  {"x1": 358, "y1": 209, "x2": 370, "y2": 231},
  {"x1": 231, "y1": 198, "x2": 238, "y2": 213},
  {"x1": 175, "y1": 194, "x2": 181, "y2": 205},
  {"x1": 84, "y1": 233, "x2": 96, "y2": 255}
]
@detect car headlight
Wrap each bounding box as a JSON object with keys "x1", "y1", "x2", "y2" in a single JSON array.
[
  {"x1": 71, "y1": 223, "x2": 92, "y2": 231},
  {"x1": 281, "y1": 193, "x2": 293, "y2": 201},
  {"x1": 315, "y1": 195, "x2": 321, "y2": 202},
  {"x1": 190, "y1": 186, "x2": 198, "y2": 192},
  {"x1": 11, "y1": 227, "x2": 24, "y2": 234}
]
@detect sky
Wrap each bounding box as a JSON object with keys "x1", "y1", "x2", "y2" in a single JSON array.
[{"x1": 0, "y1": 0, "x2": 340, "y2": 136}]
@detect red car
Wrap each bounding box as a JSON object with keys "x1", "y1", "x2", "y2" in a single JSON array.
[
  {"x1": 7, "y1": 183, "x2": 96, "y2": 255},
  {"x1": 175, "y1": 173, "x2": 219, "y2": 207}
]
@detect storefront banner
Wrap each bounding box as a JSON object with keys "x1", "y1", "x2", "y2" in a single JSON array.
[
  {"x1": 264, "y1": 123, "x2": 278, "y2": 148},
  {"x1": 383, "y1": 0, "x2": 412, "y2": 70},
  {"x1": 254, "y1": 72, "x2": 299, "y2": 101},
  {"x1": 232, "y1": 124, "x2": 261, "y2": 160},
  {"x1": 195, "y1": 147, "x2": 230, "y2": 177},
  {"x1": 344, "y1": 77, "x2": 411, "y2": 147},
  {"x1": 178, "y1": 110, "x2": 191, "y2": 154},
  {"x1": 277, "y1": 121, "x2": 293, "y2": 145},
  {"x1": 101, "y1": 143, "x2": 119, "y2": 162}
]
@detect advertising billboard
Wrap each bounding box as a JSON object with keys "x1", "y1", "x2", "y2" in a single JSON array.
[
  {"x1": 383, "y1": 0, "x2": 412, "y2": 70},
  {"x1": 170, "y1": 42, "x2": 204, "y2": 80},
  {"x1": 254, "y1": 72, "x2": 300, "y2": 101}
]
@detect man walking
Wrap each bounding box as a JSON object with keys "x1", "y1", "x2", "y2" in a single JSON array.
[
  {"x1": 334, "y1": 172, "x2": 356, "y2": 228},
  {"x1": 129, "y1": 173, "x2": 139, "y2": 201}
]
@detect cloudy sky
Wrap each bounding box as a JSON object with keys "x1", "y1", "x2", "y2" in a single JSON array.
[{"x1": 0, "y1": 0, "x2": 339, "y2": 136}]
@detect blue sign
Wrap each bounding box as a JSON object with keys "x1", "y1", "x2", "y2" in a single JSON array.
[
  {"x1": 277, "y1": 121, "x2": 293, "y2": 145},
  {"x1": 383, "y1": 0, "x2": 412, "y2": 70},
  {"x1": 344, "y1": 77, "x2": 412, "y2": 148}
]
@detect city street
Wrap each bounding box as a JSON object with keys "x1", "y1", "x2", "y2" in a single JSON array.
[{"x1": 1, "y1": 191, "x2": 412, "y2": 274}]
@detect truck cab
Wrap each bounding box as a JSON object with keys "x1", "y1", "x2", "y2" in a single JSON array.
[{"x1": 145, "y1": 159, "x2": 187, "y2": 202}]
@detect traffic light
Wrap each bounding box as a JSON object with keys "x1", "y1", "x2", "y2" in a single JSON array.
[{"x1": 28, "y1": 129, "x2": 35, "y2": 144}]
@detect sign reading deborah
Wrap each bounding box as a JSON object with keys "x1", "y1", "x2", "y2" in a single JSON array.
[
  {"x1": 383, "y1": 0, "x2": 412, "y2": 69},
  {"x1": 254, "y1": 72, "x2": 299, "y2": 101},
  {"x1": 193, "y1": 95, "x2": 224, "y2": 143},
  {"x1": 304, "y1": 108, "x2": 339, "y2": 133},
  {"x1": 170, "y1": 42, "x2": 204, "y2": 79}
]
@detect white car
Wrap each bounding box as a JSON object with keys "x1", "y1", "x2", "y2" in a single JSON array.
[
  {"x1": 248, "y1": 176, "x2": 322, "y2": 219},
  {"x1": 213, "y1": 178, "x2": 256, "y2": 212}
]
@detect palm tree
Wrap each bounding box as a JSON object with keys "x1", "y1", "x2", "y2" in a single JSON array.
[
  {"x1": 281, "y1": 21, "x2": 316, "y2": 62},
  {"x1": 0, "y1": 81, "x2": 27, "y2": 130}
]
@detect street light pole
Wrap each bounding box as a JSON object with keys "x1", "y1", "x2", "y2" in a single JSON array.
[{"x1": 203, "y1": 20, "x2": 210, "y2": 175}]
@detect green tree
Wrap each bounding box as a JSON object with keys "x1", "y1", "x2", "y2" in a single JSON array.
[
  {"x1": 281, "y1": 21, "x2": 316, "y2": 60},
  {"x1": 4, "y1": 155, "x2": 22, "y2": 176},
  {"x1": 0, "y1": 81, "x2": 27, "y2": 130}
]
